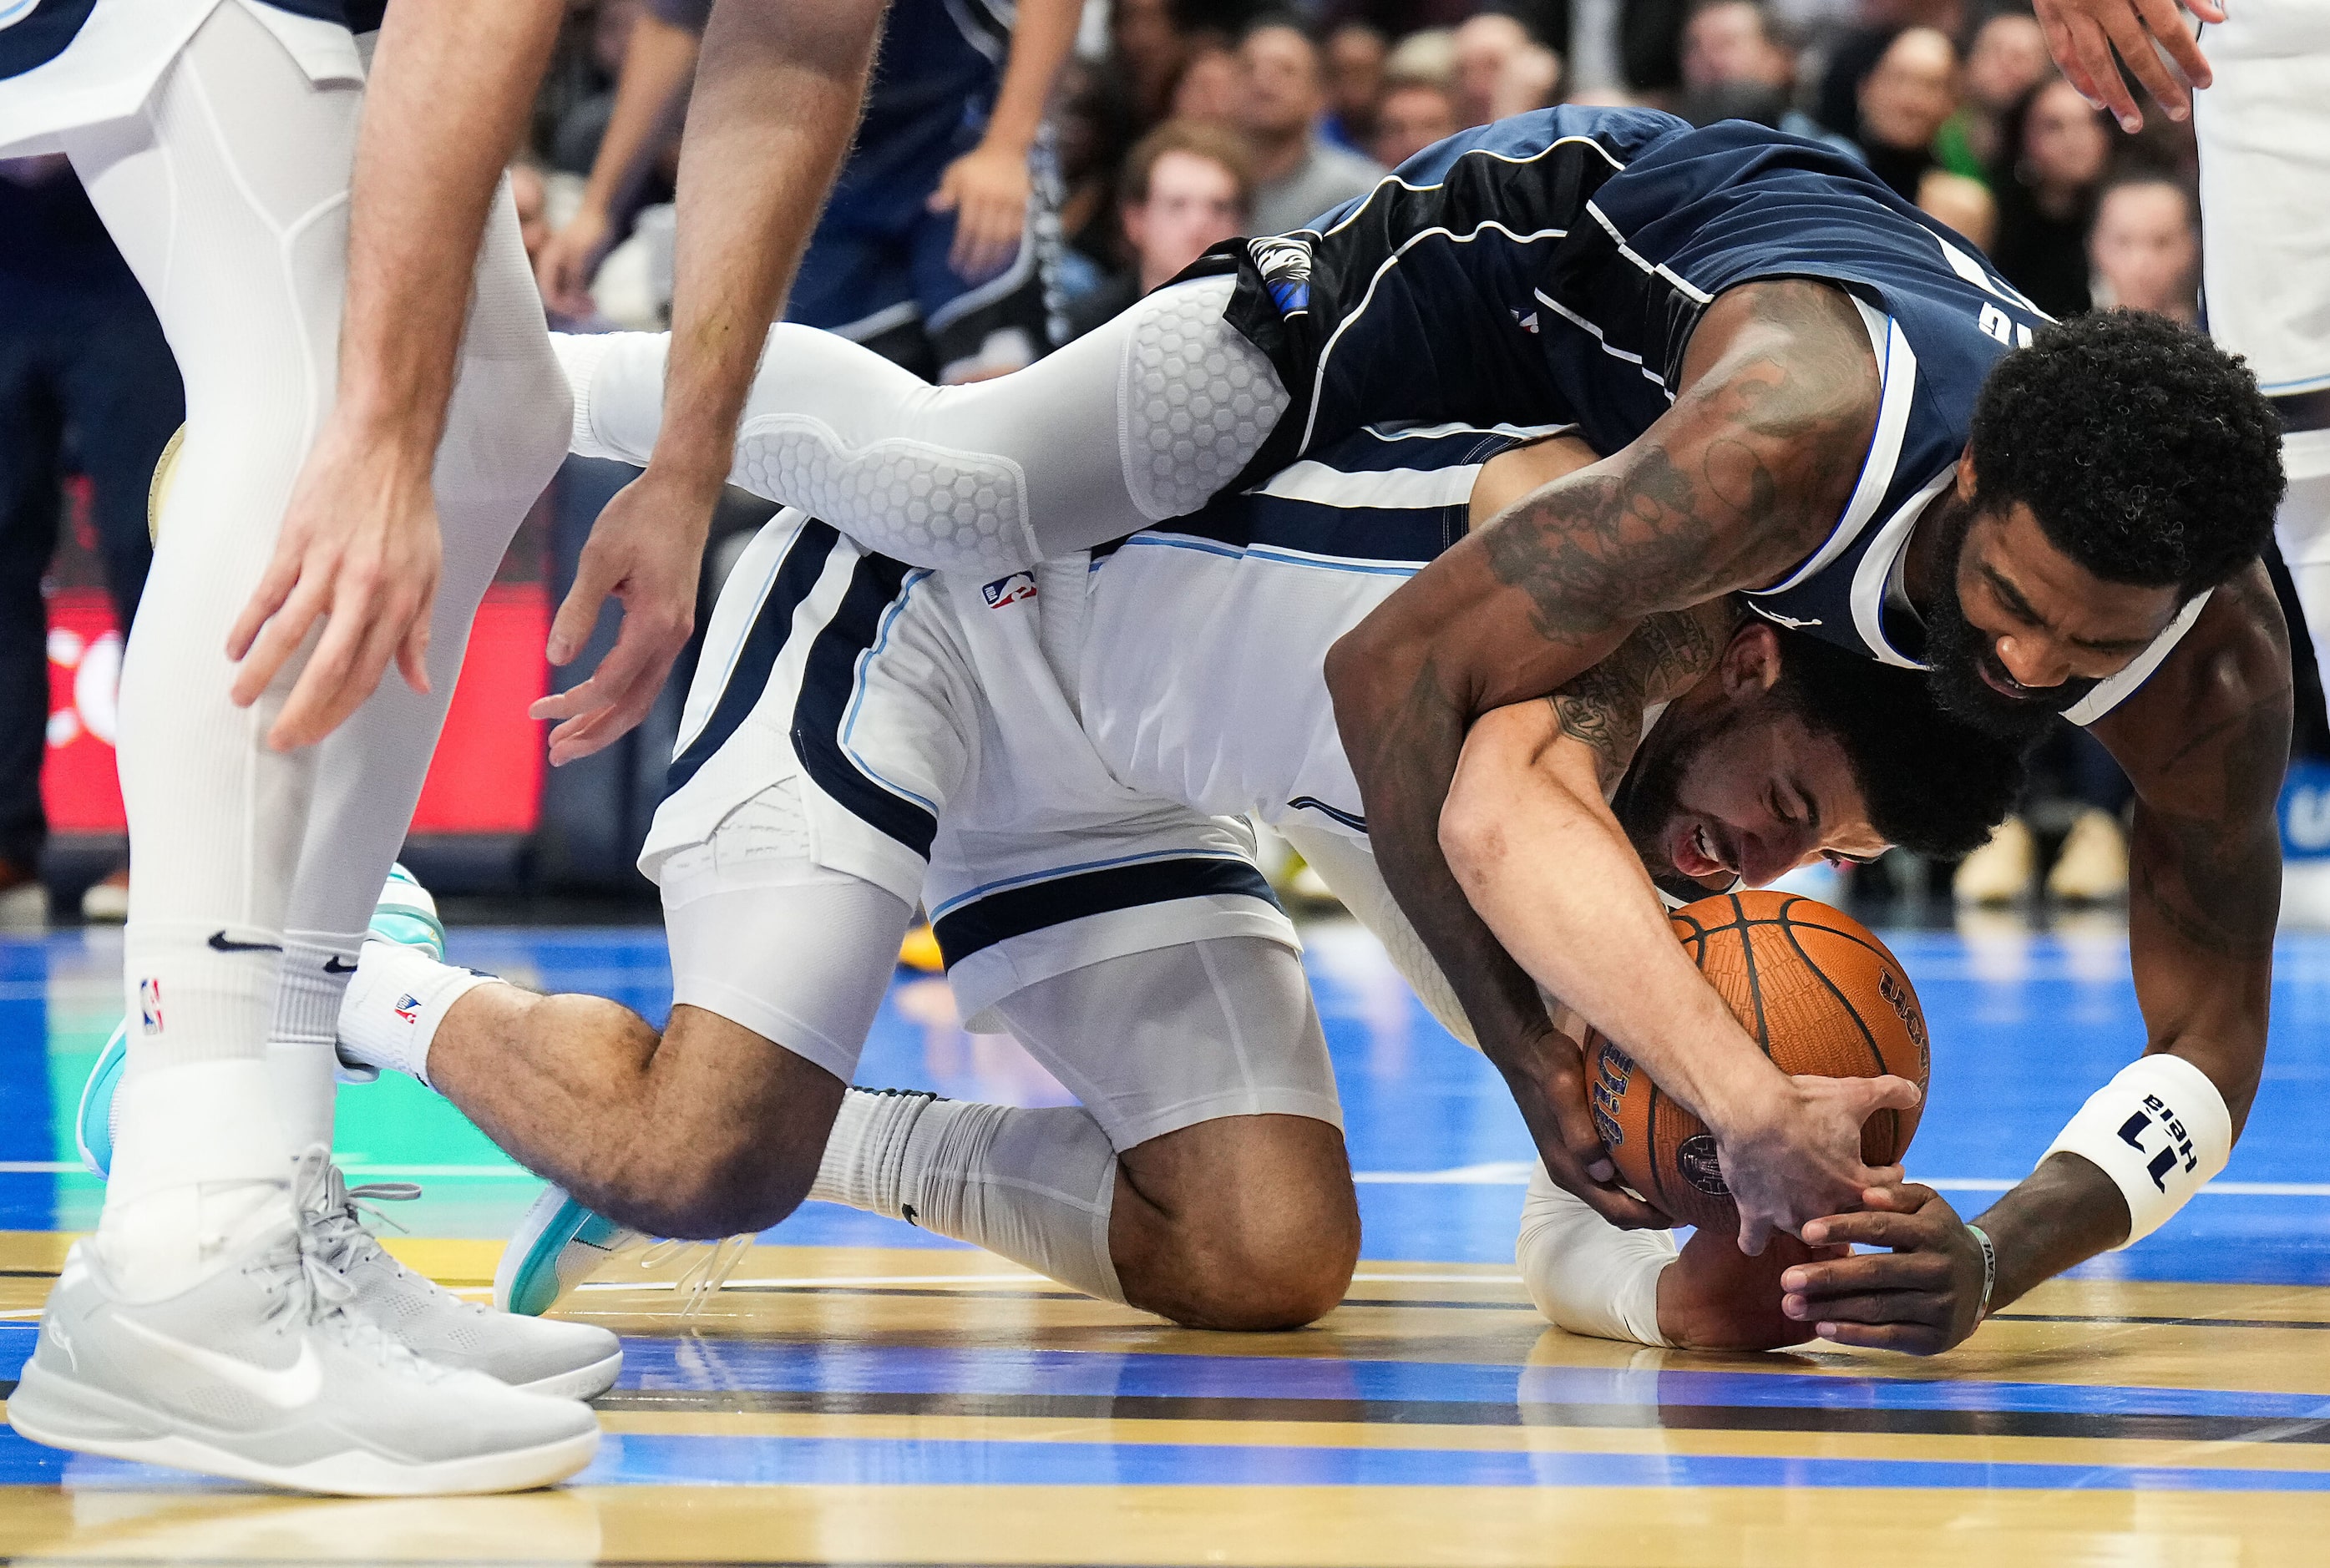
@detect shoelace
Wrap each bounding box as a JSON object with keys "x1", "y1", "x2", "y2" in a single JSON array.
[
  {"x1": 255, "y1": 1148, "x2": 451, "y2": 1378},
  {"x1": 306, "y1": 1163, "x2": 493, "y2": 1317},
  {"x1": 629, "y1": 1234, "x2": 759, "y2": 1318}
]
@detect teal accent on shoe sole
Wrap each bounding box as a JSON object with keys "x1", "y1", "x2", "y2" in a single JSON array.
[
  {"x1": 369, "y1": 906, "x2": 448, "y2": 959},
  {"x1": 76, "y1": 1020, "x2": 129, "y2": 1178},
  {"x1": 498, "y1": 1191, "x2": 631, "y2": 1318}
]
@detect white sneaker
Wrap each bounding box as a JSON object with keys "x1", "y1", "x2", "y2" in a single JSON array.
[
  {"x1": 10, "y1": 1154, "x2": 600, "y2": 1496},
  {"x1": 306, "y1": 1166, "x2": 621, "y2": 1399},
  {"x1": 496, "y1": 1186, "x2": 753, "y2": 1320}
]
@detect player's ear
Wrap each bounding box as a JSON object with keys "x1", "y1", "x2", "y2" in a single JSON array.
[
  {"x1": 1720, "y1": 620, "x2": 1785, "y2": 699},
  {"x1": 1954, "y1": 448, "x2": 1979, "y2": 503}
]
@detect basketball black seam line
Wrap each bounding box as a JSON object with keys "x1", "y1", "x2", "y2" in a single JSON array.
[
  {"x1": 1776, "y1": 902, "x2": 1902, "y2": 1157},
  {"x1": 1735, "y1": 893, "x2": 1771, "y2": 1058}
]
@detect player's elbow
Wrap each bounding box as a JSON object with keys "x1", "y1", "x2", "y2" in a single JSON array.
[{"x1": 1438, "y1": 770, "x2": 1507, "y2": 893}]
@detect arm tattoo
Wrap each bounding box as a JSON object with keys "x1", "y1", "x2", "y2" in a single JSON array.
[
  {"x1": 1547, "y1": 603, "x2": 1739, "y2": 792},
  {"x1": 1479, "y1": 281, "x2": 1877, "y2": 649}
]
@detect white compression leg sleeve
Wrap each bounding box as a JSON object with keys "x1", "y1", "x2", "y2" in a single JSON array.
[
  {"x1": 266, "y1": 178, "x2": 570, "y2": 1152},
  {"x1": 61, "y1": 2, "x2": 365, "y2": 1289},
  {"x1": 810, "y1": 1090, "x2": 1126, "y2": 1305},
  {"x1": 2275, "y1": 434, "x2": 2330, "y2": 693},
  {"x1": 1515, "y1": 1161, "x2": 1675, "y2": 1346},
  {"x1": 563, "y1": 273, "x2": 1288, "y2": 573}
]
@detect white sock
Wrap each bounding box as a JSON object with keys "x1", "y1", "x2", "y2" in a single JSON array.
[
  {"x1": 811, "y1": 1089, "x2": 1126, "y2": 1304},
  {"x1": 336, "y1": 941, "x2": 504, "y2": 1088},
  {"x1": 1515, "y1": 1160, "x2": 1675, "y2": 1347},
  {"x1": 98, "y1": 1058, "x2": 294, "y2": 1301}
]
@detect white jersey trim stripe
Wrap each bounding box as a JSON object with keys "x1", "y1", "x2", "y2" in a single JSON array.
[
  {"x1": 1301, "y1": 221, "x2": 1570, "y2": 454},
  {"x1": 1583, "y1": 200, "x2": 1715, "y2": 306},
  {"x1": 2063, "y1": 588, "x2": 2214, "y2": 726},
  {"x1": 1366, "y1": 420, "x2": 1578, "y2": 443},
  {"x1": 1532, "y1": 288, "x2": 1670, "y2": 391},
  {"x1": 1122, "y1": 534, "x2": 1429, "y2": 576},
  {"x1": 1848, "y1": 467, "x2": 1957, "y2": 670},
  {"x1": 1755, "y1": 301, "x2": 1917, "y2": 596},
  {"x1": 841, "y1": 570, "x2": 943, "y2": 814},
  {"x1": 1314, "y1": 133, "x2": 1628, "y2": 242},
  {"x1": 1254, "y1": 458, "x2": 1482, "y2": 511}
]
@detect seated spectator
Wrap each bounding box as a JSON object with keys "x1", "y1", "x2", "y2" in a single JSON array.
[
  {"x1": 1451, "y1": 12, "x2": 1536, "y2": 128},
  {"x1": 1171, "y1": 36, "x2": 1243, "y2": 124},
  {"x1": 1325, "y1": 23, "x2": 1390, "y2": 152},
  {"x1": 1382, "y1": 27, "x2": 1457, "y2": 92},
  {"x1": 1112, "y1": 0, "x2": 1191, "y2": 125},
  {"x1": 1488, "y1": 38, "x2": 1564, "y2": 118},
  {"x1": 1675, "y1": 0, "x2": 1855, "y2": 150},
  {"x1": 2089, "y1": 175, "x2": 2200, "y2": 323},
  {"x1": 1853, "y1": 26, "x2": 1957, "y2": 200},
  {"x1": 1944, "y1": 9, "x2": 2050, "y2": 175},
  {"x1": 1990, "y1": 77, "x2": 2113, "y2": 318},
  {"x1": 1373, "y1": 75, "x2": 1461, "y2": 168},
  {"x1": 1238, "y1": 17, "x2": 1390, "y2": 235},
  {"x1": 1064, "y1": 120, "x2": 1254, "y2": 341}
]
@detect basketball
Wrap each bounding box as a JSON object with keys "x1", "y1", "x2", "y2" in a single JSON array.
[{"x1": 1587, "y1": 891, "x2": 1931, "y2": 1232}]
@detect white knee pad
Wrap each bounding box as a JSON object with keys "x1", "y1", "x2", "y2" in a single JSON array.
[
  {"x1": 1116, "y1": 275, "x2": 1289, "y2": 524},
  {"x1": 1515, "y1": 1161, "x2": 1675, "y2": 1346},
  {"x1": 732, "y1": 418, "x2": 1037, "y2": 571}
]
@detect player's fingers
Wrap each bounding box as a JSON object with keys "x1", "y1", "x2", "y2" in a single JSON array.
[
  {"x1": 552, "y1": 681, "x2": 666, "y2": 765},
  {"x1": 926, "y1": 169, "x2": 962, "y2": 213},
  {"x1": 2135, "y1": 0, "x2": 2211, "y2": 90},
  {"x1": 2070, "y1": 15, "x2": 2143, "y2": 129},
  {"x1": 529, "y1": 680, "x2": 615, "y2": 724},
  {"x1": 229, "y1": 574, "x2": 332, "y2": 709},
  {"x1": 1852, "y1": 1074, "x2": 1922, "y2": 1113},
  {"x1": 1790, "y1": 1291, "x2": 1948, "y2": 1328},
  {"x1": 1814, "y1": 1320, "x2": 1947, "y2": 1355},
  {"x1": 1735, "y1": 1210, "x2": 1773, "y2": 1257},
  {"x1": 1861, "y1": 1181, "x2": 1941, "y2": 1213},
  {"x1": 267, "y1": 597, "x2": 381, "y2": 750},
  {"x1": 2184, "y1": 0, "x2": 2225, "y2": 22},
  {"x1": 226, "y1": 543, "x2": 308, "y2": 663},
  {"x1": 1573, "y1": 1179, "x2": 1672, "y2": 1231},
  {"x1": 545, "y1": 550, "x2": 620, "y2": 665},
  {"x1": 2037, "y1": 9, "x2": 2100, "y2": 104},
  {"x1": 1790, "y1": 1208, "x2": 1935, "y2": 1252},
  {"x1": 1780, "y1": 1248, "x2": 1952, "y2": 1298},
  {"x1": 395, "y1": 609, "x2": 433, "y2": 697},
  {"x1": 2099, "y1": 5, "x2": 2188, "y2": 121}
]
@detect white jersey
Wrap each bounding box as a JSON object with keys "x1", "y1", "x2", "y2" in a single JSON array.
[{"x1": 1075, "y1": 422, "x2": 1562, "y2": 841}]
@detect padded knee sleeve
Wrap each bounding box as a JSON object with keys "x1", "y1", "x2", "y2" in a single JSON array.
[
  {"x1": 1115, "y1": 275, "x2": 1288, "y2": 524},
  {"x1": 1516, "y1": 1161, "x2": 1674, "y2": 1346}
]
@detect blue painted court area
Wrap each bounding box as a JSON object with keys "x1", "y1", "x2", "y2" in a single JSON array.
[{"x1": 3, "y1": 918, "x2": 2329, "y2": 1283}]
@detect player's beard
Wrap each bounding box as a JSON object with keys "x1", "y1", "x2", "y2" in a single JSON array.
[
  {"x1": 1919, "y1": 503, "x2": 2095, "y2": 746},
  {"x1": 1612, "y1": 706, "x2": 1738, "y2": 905}
]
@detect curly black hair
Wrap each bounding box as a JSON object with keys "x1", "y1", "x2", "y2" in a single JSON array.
[
  {"x1": 1967, "y1": 310, "x2": 2284, "y2": 594},
  {"x1": 1768, "y1": 630, "x2": 2028, "y2": 861}
]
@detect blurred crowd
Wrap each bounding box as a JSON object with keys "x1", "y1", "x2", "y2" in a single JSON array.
[{"x1": 0, "y1": 0, "x2": 2300, "y2": 922}]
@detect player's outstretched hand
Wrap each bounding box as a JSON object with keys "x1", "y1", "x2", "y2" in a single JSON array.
[
  {"x1": 929, "y1": 139, "x2": 1031, "y2": 283},
  {"x1": 530, "y1": 462, "x2": 717, "y2": 765},
  {"x1": 1778, "y1": 1182, "x2": 1987, "y2": 1356},
  {"x1": 227, "y1": 419, "x2": 442, "y2": 751},
  {"x1": 2031, "y1": 0, "x2": 2223, "y2": 131},
  {"x1": 1505, "y1": 1023, "x2": 1673, "y2": 1231},
  {"x1": 1712, "y1": 1072, "x2": 1919, "y2": 1256}
]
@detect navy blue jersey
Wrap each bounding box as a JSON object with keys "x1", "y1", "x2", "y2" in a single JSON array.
[
  {"x1": 1195, "y1": 107, "x2": 2081, "y2": 685},
  {"x1": 3, "y1": 0, "x2": 385, "y2": 79}
]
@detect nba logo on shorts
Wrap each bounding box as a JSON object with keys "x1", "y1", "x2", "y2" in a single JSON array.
[
  {"x1": 395, "y1": 994, "x2": 421, "y2": 1024},
  {"x1": 138, "y1": 978, "x2": 164, "y2": 1036},
  {"x1": 981, "y1": 571, "x2": 1037, "y2": 609}
]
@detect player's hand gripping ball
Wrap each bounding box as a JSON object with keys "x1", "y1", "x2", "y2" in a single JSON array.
[{"x1": 1588, "y1": 891, "x2": 1930, "y2": 1232}]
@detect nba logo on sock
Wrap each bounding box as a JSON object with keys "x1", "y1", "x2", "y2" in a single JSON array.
[
  {"x1": 394, "y1": 994, "x2": 421, "y2": 1024},
  {"x1": 137, "y1": 978, "x2": 163, "y2": 1035}
]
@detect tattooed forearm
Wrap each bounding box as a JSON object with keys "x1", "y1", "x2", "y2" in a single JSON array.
[
  {"x1": 1547, "y1": 602, "x2": 1739, "y2": 792},
  {"x1": 1477, "y1": 281, "x2": 1879, "y2": 649}
]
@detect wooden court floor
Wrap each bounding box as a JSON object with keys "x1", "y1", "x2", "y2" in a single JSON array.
[
  {"x1": 0, "y1": 1237, "x2": 2326, "y2": 1565},
  {"x1": 3, "y1": 922, "x2": 2328, "y2": 1562}
]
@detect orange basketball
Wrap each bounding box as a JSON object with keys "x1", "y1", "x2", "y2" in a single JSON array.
[{"x1": 1586, "y1": 891, "x2": 1930, "y2": 1232}]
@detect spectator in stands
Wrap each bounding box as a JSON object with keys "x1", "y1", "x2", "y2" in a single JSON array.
[
  {"x1": 1373, "y1": 74, "x2": 1461, "y2": 167},
  {"x1": 1065, "y1": 121, "x2": 1254, "y2": 340},
  {"x1": 1325, "y1": 23, "x2": 1390, "y2": 152},
  {"x1": 0, "y1": 156, "x2": 184, "y2": 924},
  {"x1": 1112, "y1": 0, "x2": 1191, "y2": 127},
  {"x1": 1451, "y1": 12, "x2": 1536, "y2": 127},
  {"x1": 1853, "y1": 26, "x2": 1956, "y2": 199},
  {"x1": 1676, "y1": 0, "x2": 1855, "y2": 149},
  {"x1": 1989, "y1": 76, "x2": 2113, "y2": 318},
  {"x1": 1945, "y1": 8, "x2": 2051, "y2": 173},
  {"x1": 1238, "y1": 18, "x2": 1389, "y2": 235},
  {"x1": 1382, "y1": 27, "x2": 1458, "y2": 94},
  {"x1": 2089, "y1": 174, "x2": 2200, "y2": 323},
  {"x1": 1171, "y1": 37, "x2": 1244, "y2": 124}
]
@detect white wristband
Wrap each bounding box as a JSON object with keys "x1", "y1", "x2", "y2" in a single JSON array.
[{"x1": 2043, "y1": 1054, "x2": 2232, "y2": 1248}]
